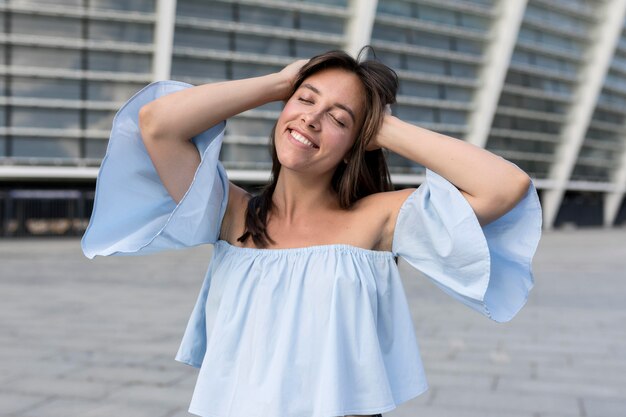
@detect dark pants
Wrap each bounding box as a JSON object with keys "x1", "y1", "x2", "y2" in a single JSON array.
[{"x1": 343, "y1": 414, "x2": 382, "y2": 417}]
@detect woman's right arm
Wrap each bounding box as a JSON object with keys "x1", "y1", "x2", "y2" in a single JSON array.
[{"x1": 138, "y1": 60, "x2": 307, "y2": 204}]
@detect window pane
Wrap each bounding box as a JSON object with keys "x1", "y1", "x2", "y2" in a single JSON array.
[
  {"x1": 450, "y1": 62, "x2": 476, "y2": 78},
  {"x1": 12, "y1": 14, "x2": 81, "y2": 38},
  {"x1": 0, "y1": 137, "x2": 5, "y2": 157},
  {"x1": 12, "y1": 78, "x2": 80, "y2": 100},
  {"x1": 376, "y1": 51, "x2": 403, "y2": 68},
  {"x1": 440, "y1": 109, "x2": 466, "y2": 124},
  {"x1": 90, "y1": 0, "x2": 155, "y2": 13},
  {"x1": 299, "y1": 0, "x2": 347, "y2": 6},
  {"x1": 221, "y1": 143, "x2": 271, "y2": 166},
  {"x1": 174, "y1": 28, "x2": 230, "y2": 51},
  {"x1": 235, "y1": 34, "x2": 290, "y2": 56},
  {"x1": 85, "y1": 139, "x2": 107, "y2": 159},
  {"x1": 512, "y1": 50, "x2": 531, "y2": 65},
  {"x1": 395, "y1": 105, "x2": 434, "y2": 122},
  {"x1": 400, "y1": 80, "x2": 440, "y2": 98},
  {"x1": 177, "y1": 0, "x2": 233, "y2": 20},
  {"x1": 13, "y1": 137, "x2": 80, "y2": 159},
  {"x1": 232, "y1": 63, "x2": 281, "y2": 80},
  {"x1": 239, "y1": 7, "x2": 294, "y2": 29},
  {"x1": 460, "y1": 14, "x2": 489, "y2": 31},
  {"x1": 88, "y1": 51, "x2": 151, "y2": 72},
  {"x1": 372, "y1": 25, "x2": 408, "y2": 43},
  {"x1": 89, "y1": 21, "x2": 153, "y2": 43},
  {"x1": 13, "y1": 47, "x2": 81, "y2": 70},
  {"x1": 488, "y1": 136, "x2": 556, "y2": 154},
  {"x1": 387, "y1": 151, "x2": 423, "y2": 173},
  {"x1": 11, "y1": 0, "x2": 81, "y2": 6},
  {"x1": 406, "y1": 56, "x2": 445, "y2": 75},
  {"x1": 418, "y1": 5, "x2": 456, "y2": 26},
  {"x1": 571, "y1": 165, "x2": 609, "y2": 182},
  {"x1": 456, "y1": 39, "x2": 482, "y2": 54},
  {"x1": 295, "y1": 41, "x2": 335, "y2": 58},
  {"x1": 86, "y1": 110, "x2": 116, "y2": 130},
  {"x1": 300, "y1": 13, "x2": 344, "y2": 34},
  {"x1": 593, "y1": 108, "x2": 624, "y2": 124},
  {"x1": 579, "y1": 146, "x2": 614, "y2": 160},
  {"x1": 171, "y1": 57, "x2": 227, "y2": 79},
  {"x1": 413, "y1": 31, "x2": 450, "y2": 50},
  {"x1": 445, "y1": 86, "x2": 472, "y2": 101},
  {"x1": 377, "y1": 0, "x2": 413, "y2": 17},
  {"x1": 87, "y1": 81, "x2": 144, "y2": 102},
  {"x1": 12, "y1": 108, "x2": 80, "y2": 129},
  {"x1": 226, "y1": 118, "x2": 275, "y2": 137}
]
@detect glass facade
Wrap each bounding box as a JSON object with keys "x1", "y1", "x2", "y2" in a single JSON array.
[
  {"x1": 371, "y1": 0, "x2": 492, "y2": 174},
  {"x1": 1, "y1": 0, "x2": 155, "y2": 167},
  {"x1": 1, "y1": 0, "x2": 626, "y2": 231},
  {"x1": 486, "y1": 0, "x2": 597, "y2": 179},
  {"x1": 573, "y1": 20, "x2": 626, "y2": 183}
]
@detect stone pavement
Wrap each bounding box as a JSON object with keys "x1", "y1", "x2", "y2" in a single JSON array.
[{"x1": 0, "y1": 229, "x2": 625, "y2": 417}]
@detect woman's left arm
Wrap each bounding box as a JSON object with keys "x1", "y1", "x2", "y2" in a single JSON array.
[{"x1": 374, "y1": 114, "x2": 531, "y2": 226}]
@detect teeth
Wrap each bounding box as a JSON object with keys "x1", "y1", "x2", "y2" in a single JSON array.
[{"x1": 290, "y1": 130, "x2": 316, "y2": 148}]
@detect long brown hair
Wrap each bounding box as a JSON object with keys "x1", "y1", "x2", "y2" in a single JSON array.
[{"x1": 237, "y1": 47, "x2": 398, "y2": 247}]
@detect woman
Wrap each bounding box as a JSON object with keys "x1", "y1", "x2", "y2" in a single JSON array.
[{"x1": 82, "y1": 49, "x2": 542, "y2": 417}]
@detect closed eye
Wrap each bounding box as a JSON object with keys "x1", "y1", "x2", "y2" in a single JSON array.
[
  {"x1": 298, "y1": 97, "x2": 313, "y2": 104},
  {"x1": 330, "y1": 114, "x2": 346, "y2": 127}
]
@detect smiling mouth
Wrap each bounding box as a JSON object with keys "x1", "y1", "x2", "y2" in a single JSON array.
[{"x1": 289, "y1": 129, "x2": 319, "y2": 149}]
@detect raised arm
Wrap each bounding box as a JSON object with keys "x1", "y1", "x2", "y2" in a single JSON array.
[
  {"x1": 374, "y1": 115, "x2": 531, "y2": 226},
  {"x1": 138, "y1": 60, "x2": 307, "y2": 204}
]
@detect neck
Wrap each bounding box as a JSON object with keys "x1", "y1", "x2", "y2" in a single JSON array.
[{"x1": 272, "y1": 167, "x2": 338, "y2": 223}]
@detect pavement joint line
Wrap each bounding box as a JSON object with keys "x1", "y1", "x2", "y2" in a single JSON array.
[
  {"x1": 13, "y1": 395, "x2": 58, "y2": 416},
  {"x1": 490, "y1": 375, "x2": 499, "y2": 391},
  {"x1": 426, "y1": 387, "x2": 437, "y2": 407},
  {"x1": 577, "y1": 397, "x2": 588, "y2": 417}
]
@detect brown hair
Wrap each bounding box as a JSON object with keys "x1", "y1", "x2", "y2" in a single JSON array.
[{"x1": 237, "y1": 47, "x2": 398, "y2": 247}]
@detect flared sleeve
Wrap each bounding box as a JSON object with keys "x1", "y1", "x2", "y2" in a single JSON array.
[
  {"x1": 81, "y1": 81, "x2": 228, "y2": 259},
  {"x1": 392, "y1": 168, "x2": 542, "y2": 323}
]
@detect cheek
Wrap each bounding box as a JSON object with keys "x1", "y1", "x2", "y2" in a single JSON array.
[
  {"x1": 280, "y1": 100, "x2": 298, "y2": 117},
  {"x1": 329, "y1": 131, "x2": 356, "y2": 156}
]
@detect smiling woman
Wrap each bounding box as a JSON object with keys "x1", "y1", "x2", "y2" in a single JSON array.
[
  {"x1": 81, "y1": 47, "x2": 542, "y2": 417},
  {"x1": 238, "y1": 52, "x2": 397, "y2": 248}
]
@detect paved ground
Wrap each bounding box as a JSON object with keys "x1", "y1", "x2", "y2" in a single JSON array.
[{"x1": 0, "y1": 229, "x2": 625, "y2": 417}]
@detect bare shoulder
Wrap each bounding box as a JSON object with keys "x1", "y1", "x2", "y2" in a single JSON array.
[
  {"x1": 352, "y1": 187, "x2": 417, "y2": 251},
  {"x1": 354, "y1": 187, "x2": 417, "y2": 215},
  {"x1": 220, "y1": 182, "x2": 251, "y2": 242}
]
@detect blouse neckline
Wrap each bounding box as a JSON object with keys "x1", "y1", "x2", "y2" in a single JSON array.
[{"x1": 215, "y1": 239, "x2": 395, "y2": 258}]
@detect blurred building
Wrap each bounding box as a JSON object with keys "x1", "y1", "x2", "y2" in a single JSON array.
[{"x1": 1, "y1": 0, "x2": 626, "y2": 237}]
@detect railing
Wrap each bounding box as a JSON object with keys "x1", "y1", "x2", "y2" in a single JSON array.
[{"x1": 1, "y1": 189, "x2": 94, "y2": 237}]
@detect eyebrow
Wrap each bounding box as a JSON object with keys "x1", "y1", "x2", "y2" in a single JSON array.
[{"x1": 302, "y1": 83, "x2": 356, "y2": 123}]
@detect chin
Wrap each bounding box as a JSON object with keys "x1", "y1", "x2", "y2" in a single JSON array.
[{"x1": 276, "y1": 155, "x2": 307, "y2": 172}]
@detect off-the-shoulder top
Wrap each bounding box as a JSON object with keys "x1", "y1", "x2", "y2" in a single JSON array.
[{"x1": 81, "y1": 81, "x2": 542, "y2": 417}]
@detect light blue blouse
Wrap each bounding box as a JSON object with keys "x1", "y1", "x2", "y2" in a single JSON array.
[{"x1": 81, "y1": 81, "x2": 542, "y2": 417}]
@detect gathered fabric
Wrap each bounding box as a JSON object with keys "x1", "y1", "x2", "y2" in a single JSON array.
[{"x1": 81, "y1": 81, "x2": 542, "y2": 417}]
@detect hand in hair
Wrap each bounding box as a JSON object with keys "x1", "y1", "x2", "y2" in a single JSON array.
[
  {"x1": 366, "y1": 110, "x2": 393, "y2": 152},
  {"x1": 276, "y1": 59, "x2": 310, "y2": 100}
]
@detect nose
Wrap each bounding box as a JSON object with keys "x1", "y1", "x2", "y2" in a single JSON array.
[{"x1": 301, "y1": 110, "x2": 321, "y2": 130}]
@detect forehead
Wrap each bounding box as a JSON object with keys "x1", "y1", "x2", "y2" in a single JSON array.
[{"x1": 300, "y1": 68, "x2": 365, "y2": 114}]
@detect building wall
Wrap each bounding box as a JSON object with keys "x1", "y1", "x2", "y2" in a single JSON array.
[{"x1": 1, "y1": 0, "x2": 625, "y2": 235}]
